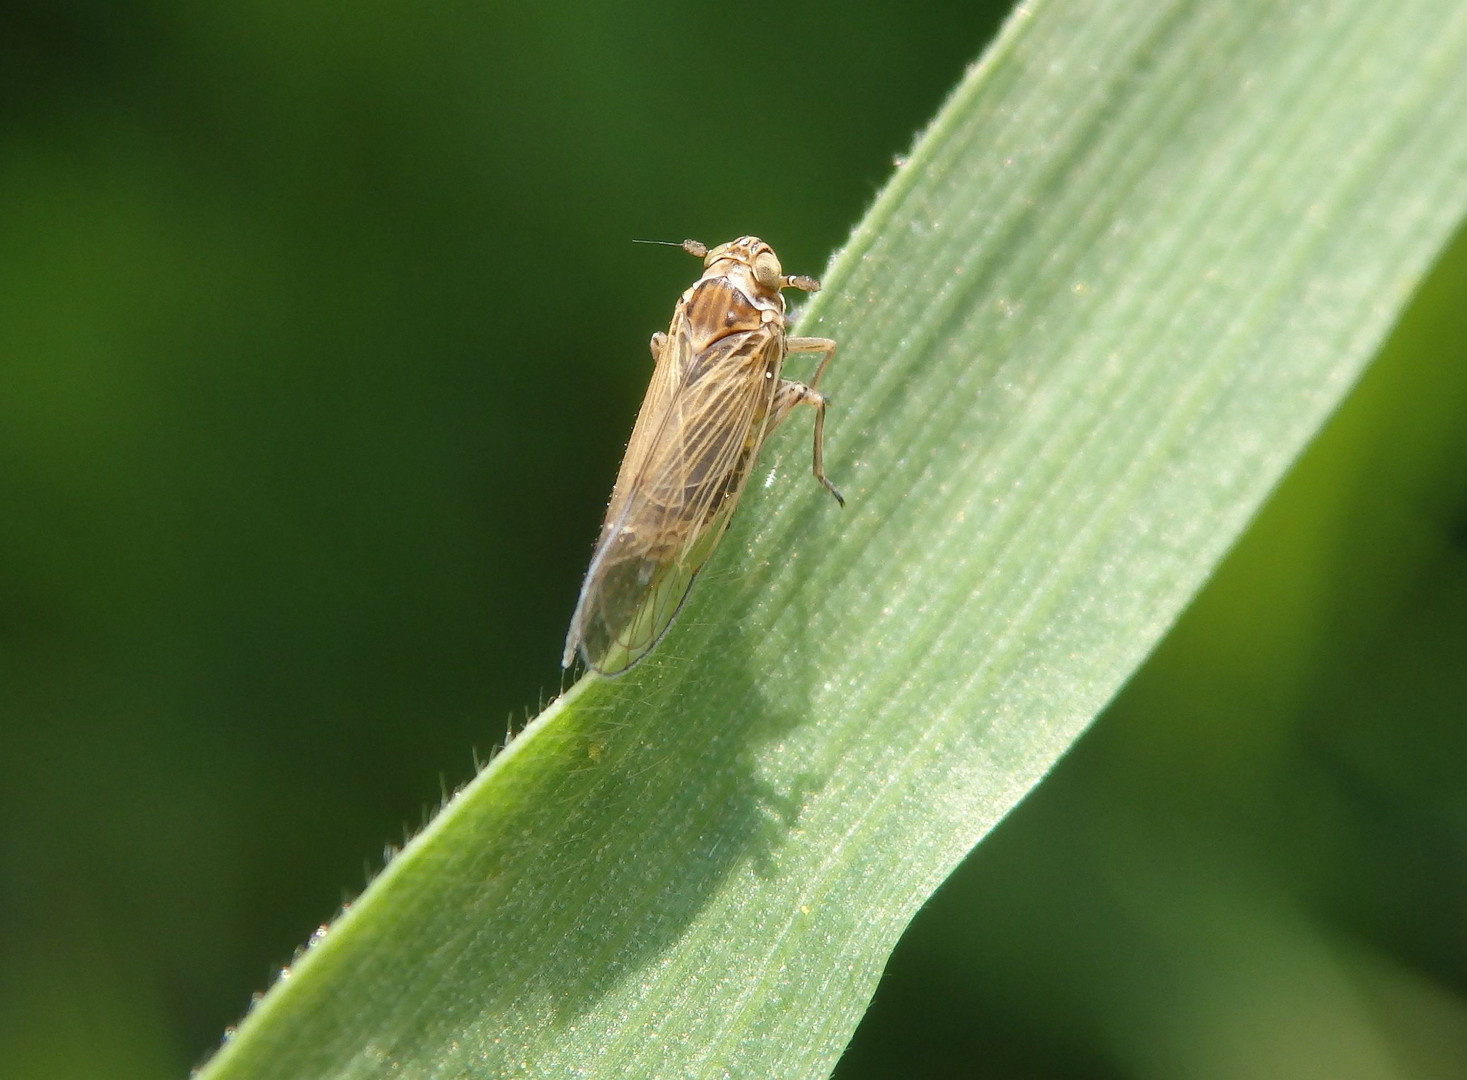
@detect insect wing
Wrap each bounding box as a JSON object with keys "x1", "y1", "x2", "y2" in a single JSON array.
[
  {"x1": 567, "y1": 497, "x2": 735, "y2": 675},
  {"x1": 565, "y1": 313, "x2": 781, "y2": 674}
]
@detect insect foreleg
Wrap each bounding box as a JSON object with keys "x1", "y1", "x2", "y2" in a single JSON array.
[
  {"x1": 785, "y1": 336, "x2": 837, "y2": 389},
  {"x1": 649, "y1": 332, "x2": 667, "y2": 362}
]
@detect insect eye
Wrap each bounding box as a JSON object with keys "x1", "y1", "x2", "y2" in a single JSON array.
[{"x1": 753, "y1": 251, "x2": 782, "y2": 289}]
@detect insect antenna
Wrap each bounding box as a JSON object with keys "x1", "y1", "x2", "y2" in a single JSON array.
[{"x1": 632, "y1": 238, "x2": 708, "y2": 258}]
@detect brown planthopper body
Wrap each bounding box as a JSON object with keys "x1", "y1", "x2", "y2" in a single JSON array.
[{"x1": 562, "y1": 236, "x2": 842, "y2": 676}]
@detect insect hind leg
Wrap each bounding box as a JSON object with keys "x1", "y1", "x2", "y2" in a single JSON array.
[
  {"x1": 770, "y1": 377, "x2": 844, "y2": 508},
  {"x1": 775, "y1": 336, "x2": 842, "y2": 506}
]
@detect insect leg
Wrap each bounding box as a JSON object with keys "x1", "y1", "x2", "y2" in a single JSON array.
[
  {"x1": 786, "y1": 336, "x2": 837, "y2": 389},
  {"x1": 770, "y1": 376, "x2": 844, "y2": 508},
  {"x1": 779, "y1": 336, "x2": 843, "y2": 504},
  {"x1": 649, "y1": 332, "x2": 667, "y2": 362}
]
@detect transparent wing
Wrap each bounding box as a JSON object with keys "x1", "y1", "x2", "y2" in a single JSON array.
[{"x1": 564, "y1": 321, "x2": 781, "y2": 675}]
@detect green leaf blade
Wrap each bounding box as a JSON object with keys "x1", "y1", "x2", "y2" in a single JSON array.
[{"x1": 200, "y1": 2, "x2": 1467, "y2": 1077}]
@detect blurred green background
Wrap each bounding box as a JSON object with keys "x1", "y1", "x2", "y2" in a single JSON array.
[{"x1": 2, "y1": 2, "x2": 1464, "y2": 1078}]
